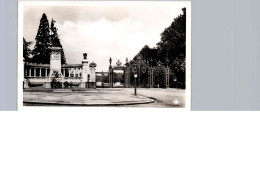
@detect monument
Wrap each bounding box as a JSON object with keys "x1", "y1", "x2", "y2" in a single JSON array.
[
  {"x1": 44, "y1": 46, "x2": 64, "y2": 88},
  {"x1": 80, "y1": 53, "x2": 97, "y2": 88}
]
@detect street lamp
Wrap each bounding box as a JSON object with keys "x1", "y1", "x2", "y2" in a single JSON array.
[{"x1": 134, "y1": 74, "x2": 137, "y2": 95}]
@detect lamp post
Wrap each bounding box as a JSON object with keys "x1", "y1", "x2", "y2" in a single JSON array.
[{"x1": 134, "y1": 74, "x2": 137, "y2": 95}]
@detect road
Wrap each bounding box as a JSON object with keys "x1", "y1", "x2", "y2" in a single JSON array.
[{"x1": 23, "y1": 88, "x2": 186, "y2": 108}]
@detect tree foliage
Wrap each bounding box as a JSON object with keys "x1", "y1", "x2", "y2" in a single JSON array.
[
  {"x1": 157, "y1": 8, "x2": 186, "y2": 80},
  {"x1": 31, "y1": 13, "x2": 66, "y2": 64},
  {"x1": 23, "y1": 37, "x2": 33, "y2": 62},
  {"x1": 133, "y1": 8, "x2": 186, "y2": 88},
  {"x1": 32, "y1": 13, "x2": 51, "y2": 64},
  {"x1": 133, "y1": 45, "x2": 158, "y2": 66}
]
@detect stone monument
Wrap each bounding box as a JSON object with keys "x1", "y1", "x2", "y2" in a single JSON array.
[
  {"x1": 44, "y1": 46, "x2": 64, "y2": 88},
  {"x1": 80, "y1": 53, "x2": 97, "y2": 88}
]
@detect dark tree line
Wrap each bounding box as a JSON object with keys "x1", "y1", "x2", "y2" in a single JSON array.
[
  {"x1": 134, "y1": 8, "x2": 186, "y2": 88},
  {"x1": 23, "y1": 13, "x2": 66, "y2": 64}
]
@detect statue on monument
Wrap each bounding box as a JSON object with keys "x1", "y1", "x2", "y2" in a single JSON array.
[{"x1": 83, "y1": 53, "x2": 87, "y2": 60}]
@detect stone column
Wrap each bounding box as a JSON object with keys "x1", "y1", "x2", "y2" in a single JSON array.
[
  {"x1": 63, "y1": 68, "x2": 65, "y2": 76},
  {"x1": 79, "y1": 69, "x2": 82, "y2": 77},
  {"x1": 73, "y1": 69, "x2": 76, "y2": 77},
  {"x1": 34, "y1": 68, "x2": 36, "y2": 77},
  {"x1": 29, "y1": 68, "x2": 31, "y2": 77},
  {"x1": 39, "y1": 68, "x2": 42, "y2": 77},
  {"x1": 69, "y1": 69, "x2": 71, "y2": 77},
  {"x1": 45, "y1": 68, "x2": 47, "y2": 77}
]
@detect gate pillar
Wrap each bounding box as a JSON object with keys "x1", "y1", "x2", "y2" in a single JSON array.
[
  {"x1": 124, "y1": 67, "x2": 130, "y2": 88},
  {"x1": 109, "y1": 70, "x2": 113, "y2": 88},
  {"x1": 166, "y1": 67, "x2": 170, "y2": 88},
  {"x1": 108, "y1": 57, "x2": 113, "y2": 88},
  {"x1": 149, "y1": 68, "x2": 154, "y2": 88}
]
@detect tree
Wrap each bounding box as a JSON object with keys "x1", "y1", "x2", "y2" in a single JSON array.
[
  {"x1": 32, "y1": 13, "x2": 51, "y2": 64},
  {"x1": 133, "y1": 8, "x2": 187, "y2": 88},
  {"x1": 157, "y1": 8, "x2": 186, "y2": 87},
  {"x1": 133, "y1": 45, "x2": 158, "y2": 66},
  {"x1": 50, "y1": 19, "x2": 66, "y2": 64},
  {"x1": 23, "y1": 37, "x2": 33, "y2": 62}
]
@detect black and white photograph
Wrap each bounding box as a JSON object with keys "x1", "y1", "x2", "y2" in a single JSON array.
[{"x1": 18, "y1": 1, "x2": 191, "y2": 109}]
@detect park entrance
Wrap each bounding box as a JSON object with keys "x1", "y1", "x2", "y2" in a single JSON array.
[{"x1": 108, "y1": 56, "x2": 171, "y2": 88}]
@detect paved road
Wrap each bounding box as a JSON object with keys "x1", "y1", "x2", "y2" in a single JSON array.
[
  {"x1": 23, "y1": 88, "x2": 185, "y2": 108},
  {"x1": 122, "y1": 88, "x2": 185, "y2": 108}
]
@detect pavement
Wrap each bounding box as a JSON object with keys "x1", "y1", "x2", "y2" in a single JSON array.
[{"x1": 23, "y1": 88, "x2": 185, "y2": 107}]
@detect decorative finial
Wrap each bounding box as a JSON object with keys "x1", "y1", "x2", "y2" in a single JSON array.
[
  {"x1": 89, "y1": 62, "x2": 97, "y2": 68},
  {"x1": 116, "y1": 59, "x2": 122, "y2": 66},
  {"x1": 83, "y1": 53, "x2": 87, "y2": 59},
  {"x1": 109, "y1": 57, "x2": 112, "y2": 65}
]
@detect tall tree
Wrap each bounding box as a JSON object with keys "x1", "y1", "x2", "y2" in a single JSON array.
[
  {"x1": 23, "y1": 37, "x2": 33, "y2": 62},
  {"x1": 32, "y1": 13, "x2": 51, "y2": 64},
  {"x1": 157, "y1": 8, "x2": 186, "y2": 87},
  {"x1": 50, "y1": 19, "x2": 66, "y2": 64},
  {"x1": 134, "y1": 8, "x2": 186, "y2": 88},
  {"x1": 133, "y1": 45, "x2": 158, "y2": 66}
]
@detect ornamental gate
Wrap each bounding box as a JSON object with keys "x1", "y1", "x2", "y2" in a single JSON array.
[
  {"x1": 109, "y1": 58, "x2": 127, "y2": 88},
  {"x1": 108, "y1": 56, "x2": 171, "y2": 88}
]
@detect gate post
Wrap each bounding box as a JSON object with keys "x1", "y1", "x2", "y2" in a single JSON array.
[
  {"x1": 166, "y1": 67, "x2": 170, "y2": 88},
  {"x1": 108, "y1": 57, "x2": 113, "y2": 88},
  {"x1": 149, "y1": 68, "x2": 153, "y2": 88},
  {"x1": 124, "y1": 67, "x2": 130, "y2": 88}
]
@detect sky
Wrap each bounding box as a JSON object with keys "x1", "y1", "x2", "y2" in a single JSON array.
[{"x1": 23, "y1": 2, "x2": 186, "y2": 72}]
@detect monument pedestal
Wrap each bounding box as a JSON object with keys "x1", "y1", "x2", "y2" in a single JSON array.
[
  {"x1": 81, "y1": 53, "x2": 97, "y2": 89},
  {"x1": 80, "y1": 81, "x2": 86, "y2": 89},
  {"x1": 23, "y1": 79, "x2": 29, "y2": 89},
  {"x1": 87, "y1": 82, "x2": 96, "y2": 89},
  {"x1": 44, "y1": 82, "x2": 51, "y2": 89}
]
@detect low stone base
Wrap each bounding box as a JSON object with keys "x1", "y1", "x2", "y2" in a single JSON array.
[
  {"x1": 87, "y1": 82, "x2": 96, "y2": 89},
  {"x1": 80, "y1": 82, "x2": 96, "y2": 89},
  {"x1": 43, "y1": 82, "x2": 51, "y2": 89},
  {"x1": 23, "y1": 80, "x2": 29, "y2": 89},
  {"x1": 80, "y1": 82, "x2": 86, "y2": 89}
]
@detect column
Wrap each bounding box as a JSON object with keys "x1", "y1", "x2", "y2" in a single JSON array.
[
  {"x1": 34, "y1": 68, "x2": 36, "y2": 77},
  {"x1": 73, "y1": 69, "x2": 76, "y2": 78},
  {"x1": 69, "y1": 69, "x2": 71, "y2": 77},
  {"x1": 29, "y1": 68, "x2": 31, "y2": 77},
  {"x1": 79, "y1": 69, "x2": 82, "y2": 77},
  {"x1": 45, "y1": 68, "x2": 47, "y2": 77},
  {"x1": 39, "y1": 68, "x2": 42, "y2": 77}
]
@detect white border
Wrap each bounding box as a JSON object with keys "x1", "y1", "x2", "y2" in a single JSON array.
[{"x1": 18, "y1": 1, "x2": 191, "y2": 111}]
